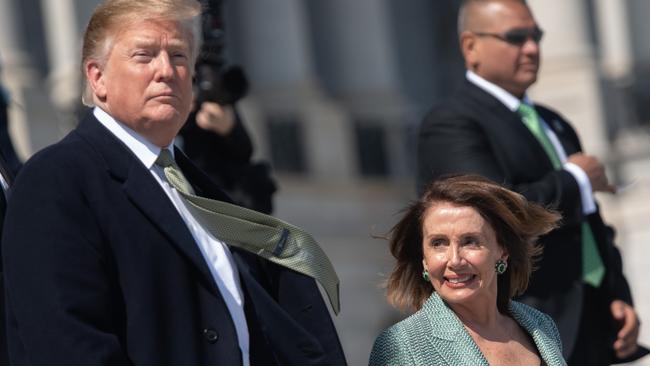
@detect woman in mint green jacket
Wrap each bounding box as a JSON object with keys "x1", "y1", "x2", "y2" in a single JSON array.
[{"x1": 370, "y1": 175, "x2": 567, "y2": 366}]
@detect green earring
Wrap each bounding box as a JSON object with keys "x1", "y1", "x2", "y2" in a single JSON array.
[
  {"x1": 422, "y1": 269, "x2": 430, "y2": 282},
  {"x1": 495, "y1": 259, "x2": 507, "y2": 275}
]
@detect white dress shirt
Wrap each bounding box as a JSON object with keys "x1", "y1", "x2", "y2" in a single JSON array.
[
  {"x1": 94, "y1": 107, "x2": 250, "y2": 366},
  {"x1": 466, "y1": 71, "x2": 596, "y2": 214}
]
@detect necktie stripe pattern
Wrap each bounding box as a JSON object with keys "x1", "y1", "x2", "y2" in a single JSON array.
[
  {"x1": 156, "y1": 149, "x2": 341, "y2": 314},
  {"x1": 517, "y1": 104, "x2": 605, "y2": 288}
]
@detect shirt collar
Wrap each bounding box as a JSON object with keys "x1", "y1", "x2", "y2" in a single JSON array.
[
  {"x1": 93, "y1": 107, "x2": 174, "y2": 169},
  {"x1": 466, "y1": 70, "x2": 532, "y2": 112}
]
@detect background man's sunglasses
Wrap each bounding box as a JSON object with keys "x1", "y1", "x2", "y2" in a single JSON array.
[{"x1": 472, "y1": 28, "x2": 544, "y2": 45}]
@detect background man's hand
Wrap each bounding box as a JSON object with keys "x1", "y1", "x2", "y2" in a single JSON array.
[
  {"x1": 196, "y1": 102, "x2": 236, "y2": 136},
  {"x1": 567, "y1": 153, "x2": 616, "y2": 193},
  {"x1": 611, "y1": 300, "x2": 640, "y2": 359}
]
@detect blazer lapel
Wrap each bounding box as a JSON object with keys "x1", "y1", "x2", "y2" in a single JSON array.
[
  {"x1": 460, "y1": 81, "x2": 556, "y2": 171},
  {"x1": 75, "y1": 114, "x2": 221, "y2": 296},
  {"x1": 510, "y1": 302, "x2": 566, "y2": 365},
  {"x1": 423, "y1": 293, "x2": 488, "y2": 366}
]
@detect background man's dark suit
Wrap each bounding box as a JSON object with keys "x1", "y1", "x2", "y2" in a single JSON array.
[
  {"x1": 417, "y1": 80, "x2": 637, "y2": 363},
  {"x1": 180, "y1": 109, "x2": 276, "y2": 214},
  {"x1": 2, "y1": 113, "x2": 346, "y2": 366}
]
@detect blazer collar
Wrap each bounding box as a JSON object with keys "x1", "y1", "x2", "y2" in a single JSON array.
[
  {"x1": 510, "y1": 302, "x2": 565, "y2": 365},
  {"x1": 74, "y1": 113, "x2": 223, "y2": 296},
  {"x1": 422, "y1": 293, "x2": 564, "y2": 366},
  {"x1": 422, "y1": 293, "x2": 489, "y2": 366}
]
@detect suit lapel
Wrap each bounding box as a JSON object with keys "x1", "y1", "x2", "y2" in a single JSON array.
[
  {"x1": 122, "y1": 164, "x2": 221, "y2": 296},
  {"x1": 75, "y1": 114, "x2": 221, "y2": 296},
  {"x1": 537, "y1": 108, "x2": 580, "y2": 156},
  {"x1": 423, "y1": 293, "x2": 488, "y2": 366},
  {"x1": 232, "y1": 250, "x2": 327, "y2": 365},
  {"x1": 459, "y1": 81, "x2": 556, "y2": 171}
]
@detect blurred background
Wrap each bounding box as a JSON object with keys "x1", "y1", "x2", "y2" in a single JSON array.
[{"x1": 1, "y1": 0, "x2": 650, "y2": 364}]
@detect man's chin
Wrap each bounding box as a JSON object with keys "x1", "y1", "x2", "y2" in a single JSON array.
[{"x1": 146, "y1": 106, "x2": 189, "y2": 124}]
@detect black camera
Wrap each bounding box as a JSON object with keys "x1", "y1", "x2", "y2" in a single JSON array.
[{"x1": 195, "y1": 0, "x2": 248, "y2": 106}]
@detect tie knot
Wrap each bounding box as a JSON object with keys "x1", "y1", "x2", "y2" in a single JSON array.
[
  {"x1": 517, "y1": 103, "x2": 537, "y2": 119},
  {"x1": 156, "y1": 148, "x2": 175, "y2": 168}
]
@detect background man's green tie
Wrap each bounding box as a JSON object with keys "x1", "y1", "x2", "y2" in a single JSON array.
[
  {"x1": 156, "y1": 149, "x2": 341, "y2": 314},
  {"x1": 517, "y1": 103, "x2": 605, "y2": 287}
]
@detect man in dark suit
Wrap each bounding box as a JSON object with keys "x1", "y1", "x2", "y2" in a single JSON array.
[
  {"x1": 417, "y1": 0, "x2": 645, "y2": 364},
  {"x1": 1, "y1": 1, "x2": 346, "y2": 365}
]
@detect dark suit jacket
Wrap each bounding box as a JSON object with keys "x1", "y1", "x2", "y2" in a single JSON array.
[
  {"x1": 2, "y1": 113, "x2": 346, "y2": 366},
  {"x1": 0, "y1": 149, "x2": 12, "y2": 366},
  {"x1": 416, "y1": 80, "x2": 633, "y2": 361}
]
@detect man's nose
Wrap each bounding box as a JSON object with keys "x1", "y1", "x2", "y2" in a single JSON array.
[
  {"x1": 154, "y1": 52, "x2": 174, "y2": 80},
  {"x1": 521, "y1": 38, "x2": 540, "y2": 55}
]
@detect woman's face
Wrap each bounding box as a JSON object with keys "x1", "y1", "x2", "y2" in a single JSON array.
[{"x1": 421, "y1": 202, "x2": 507, "y2": 310}]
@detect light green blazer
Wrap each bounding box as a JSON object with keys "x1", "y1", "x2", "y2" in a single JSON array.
[{"x1": 369, "y1": 293, "x2": 566, "y2": 366}]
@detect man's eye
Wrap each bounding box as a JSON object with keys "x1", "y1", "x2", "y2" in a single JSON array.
[{"x1": 133, "y1": 52, "x2": 152, "y2": 60}]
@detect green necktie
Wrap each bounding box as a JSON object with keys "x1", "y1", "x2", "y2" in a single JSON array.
[
  {"x1": 517, "y1": 104, "x2": 605, "y2": 287},
  {"x1": 156, "y1": 149, "x2": 341, "y2": 314}
]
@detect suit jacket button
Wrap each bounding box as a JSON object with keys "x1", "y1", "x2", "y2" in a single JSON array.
[{"x1": 203, "y1": 328, "x2": 219, "y2": 344}]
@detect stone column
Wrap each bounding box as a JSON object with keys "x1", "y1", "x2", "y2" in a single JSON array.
[
  {"x1": 594, "y1": 0, "x2": 633, "y2": 79},
  {"x1": 234, "y1": 0, "x2": 355, "y2": 181},
  {"x1": 527, "y1": 0, "x2": 608, "y2": 156},
  {"x1": 0, "y1": 0, "x2": 36, "y2": 86},
  {"x1": 0, "y1": 0, "x2": 45, "y2": 159},
  {"x1": 306, "y1": 0, "x2": 412, "y2": 180},
  {"x1": 41, "y1": 0, "x2": 82, "y2": 112}
]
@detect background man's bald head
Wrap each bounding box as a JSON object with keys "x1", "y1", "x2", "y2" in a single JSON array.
[{"x1": 458, "y1": 0, "x2": 529, "y2": 36}]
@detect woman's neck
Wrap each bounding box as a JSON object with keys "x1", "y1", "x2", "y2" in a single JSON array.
[{"x1": 449, "y1": 299, "x2": 506, "y2": 331}]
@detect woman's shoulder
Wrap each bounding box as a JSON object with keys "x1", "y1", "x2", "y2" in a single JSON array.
[{"x1": 369, "y1": 307, "x2": 432, "y2": 365}]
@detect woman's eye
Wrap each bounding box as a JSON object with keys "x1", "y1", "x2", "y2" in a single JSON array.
[{"x1": 462, "y1": 237, "x2": 479, "y2": 246}]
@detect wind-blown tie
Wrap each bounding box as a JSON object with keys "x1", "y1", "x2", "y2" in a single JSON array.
[{"x1": 156, "y1": 149, "x2": 340, "y2": 313}]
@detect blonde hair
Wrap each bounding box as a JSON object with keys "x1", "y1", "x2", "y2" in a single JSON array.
[{"x1": 81, "y1": 0, "x2": 202, "y2": 106}]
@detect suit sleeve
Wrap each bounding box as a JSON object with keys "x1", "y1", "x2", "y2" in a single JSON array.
[
  {"x1": 417, "y1": 111, "x2": 584, "y2": 226},
  {"x1": 589, "y1": 211, "x2": 633, "y2": 304},
  {"x1": 368, "y1": 327, "x2": 413, "y2": 366},
  {"x1": 2, "y1": 151, "x2": 132, "y2": 365}
]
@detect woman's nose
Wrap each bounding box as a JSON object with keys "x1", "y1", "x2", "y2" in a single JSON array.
[{"x1": 447, "y1": 246, "x2": 463, "y2": 267}]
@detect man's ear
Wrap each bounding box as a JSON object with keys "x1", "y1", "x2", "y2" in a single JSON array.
[
  {"x1": 86, "y1": 60, "x2": 107, "y2": 100},
  {"x1": 460, "y1": 31, "x2": 479, "y2": 70}
]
